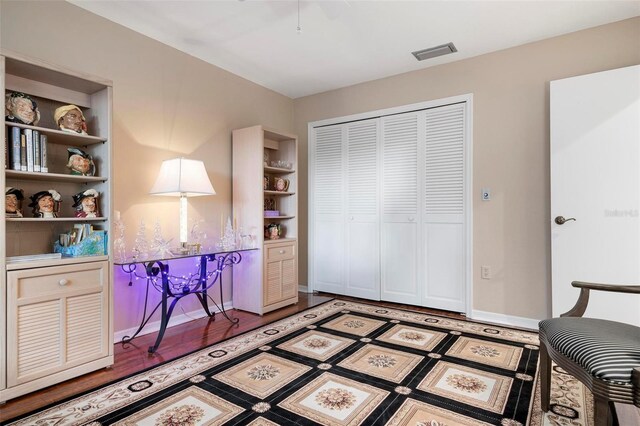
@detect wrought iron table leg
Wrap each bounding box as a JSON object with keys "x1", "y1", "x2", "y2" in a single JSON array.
[
  {"x1": 148, "y1": 262, "x2": 171, "y2": 353},
  {"x1": 197, "y1": 255, "x2": 215, "y2": 318},
  {"x1": 149, "y1": 296, "x2": 180, "y2": 353},
  {"x1": 217, "y1": 267, "x2": 238, "y2": 324}
]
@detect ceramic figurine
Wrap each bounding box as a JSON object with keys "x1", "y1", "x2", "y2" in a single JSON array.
[
  {"x1": 72, "y1": 189, "x2": 99, "y2": 218},
  {"x1": 5, "y1": 187, "x2": 24, "y2": 218},
  {"x1": 264, "y1": 222, "x2": 281, "y2": 240},
  {"x1": 5, "y1": 92, "x2": 40, "y2": 125},
  {"x1": 274, "y1": 177, "x2": 289, "y2": 192},
  {"x1": 66, "y1": 147, "x2": 95, "y2": 176},
  {"x1": 54, "y1": 104, "x2": 88, "y2": 135},
  {"x1": 29, "y1": 189, "x2": 61, "y2": 218}
]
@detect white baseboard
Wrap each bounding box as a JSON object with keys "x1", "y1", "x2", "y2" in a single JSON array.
[
  {"x1": 298, "y1": 285, "x2": 309, "y2": 293},
  {"x1": 114, "y1": 301, "x2": 234, "y2": 344},
  {"x1": 469, "y1": 310, "x2": 541, "y2": 331}
]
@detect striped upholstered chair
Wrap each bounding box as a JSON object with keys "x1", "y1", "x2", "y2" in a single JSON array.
[{"x1": 539, "y1": 281, "x2": 640, "y2": 425}]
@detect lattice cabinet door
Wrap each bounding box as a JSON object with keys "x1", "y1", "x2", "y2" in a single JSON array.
[{"x1": 6, "y1": 261, "x2": 109, "y2": 387}]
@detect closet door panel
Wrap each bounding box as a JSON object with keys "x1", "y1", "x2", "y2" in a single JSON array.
[
  {"x1": 345, "y1": 120, "x2": 380, "y2": 299},
  {"x1": 347, "y1": 221, "x2": 378, "y2": 298},
  {"x1": 382, "y1": 222, "x2": 418, "y2": 302},
  {"x1": 381, "y1": 113, "x2": 420, "y2": 304},
  {"x1": 423, "y1": 221, "x2": 465, "y2": 312},
  {"x1": 422, "y1": 104, "x2": 466, "y2": 311},
  {"x1": 312, "y1": 125, "x2": 345, "y2": 293}
]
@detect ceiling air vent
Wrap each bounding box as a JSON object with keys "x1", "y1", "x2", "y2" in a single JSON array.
[{"x1": 412, "y1": 43, "x2": 457, "y2": 61}]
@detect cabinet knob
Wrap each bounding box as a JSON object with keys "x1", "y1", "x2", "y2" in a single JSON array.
[
  {"x1": 349, "y1": 216, "x2": 354, "y2": 221},
  {"x1": 58, "y1": 279, "x2": 69, "y2": 286},
  {"x1": 279, "y1": 250, "x2": 286, "y2": 254},
  {"x1": 408, "y1": 217, "x2": 415, "y2": 222}
]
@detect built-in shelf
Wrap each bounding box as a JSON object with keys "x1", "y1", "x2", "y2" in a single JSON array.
[
  {"x1": 264, "y1": 215, "x2": 295, "y2": 220},
  {"x1": 6, "y1": 255, "x2": 109, "y2": 271},
  {"x1": 6, "y1": 169, "x2": 107, "y2": 183},
  {"x1": 2, "y1": 50, "x2": 114, "y2": 404},
  {"x1": 7, "y1": 217, "x2": 108, "y2": 222},
  {"x1": 264, "y1": 190, "x2": 295, "y2": 196},
  {"x1": 263, "y1": 238, "x2": 297, "y2": 245},
  {"x1": 264, "y1": 166, "x2": 295, "y2": 174},
  {"x1": 4, "y1": 121, "x2": 107, "y2": 147}
]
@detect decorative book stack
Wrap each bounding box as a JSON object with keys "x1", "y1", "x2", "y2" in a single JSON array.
[{"x1": 7, "y1": 126, "x2": 48, "y2": 172}]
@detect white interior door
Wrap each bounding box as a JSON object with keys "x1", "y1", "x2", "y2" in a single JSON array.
[
  {"x1": 312, "y1": 125, "x2": 345, "y2": 294},
  {"x1": 550, "y1": 65, "x2": 640, "y2": 325},
  {"x1": 381, "y1": 113, "x2": 420, "y2": 304},
  {"x1": 345, "y1": 120, "x2": 380, "y2": 299}
]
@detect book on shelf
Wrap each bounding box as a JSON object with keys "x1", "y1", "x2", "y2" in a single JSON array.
[
  {"x1": 20, "y1": 133, "x2": 26, "y2": 171},
  {"x1": 24, "y1": 128, "x2": 34, "y2": 172},
  {"x1": 6, "y1": 253, "x2": 62, "y2": 264},
  {"x1": 33, "y1": 129, "x2": 41, "y2": 172},
  {"x1": 40, "y1": 134, "x2": 48, "y2": 172},
  {"x1": 5, "y1": 126, "x2": 49, "y2": 173},
  {"x1": 11, "y1": 126, "x2": 21, "y2": 170}
]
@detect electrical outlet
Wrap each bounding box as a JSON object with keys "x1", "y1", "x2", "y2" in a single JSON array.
[{"x1": 481, "y1": 265, "x2": 491, "y2": 279}]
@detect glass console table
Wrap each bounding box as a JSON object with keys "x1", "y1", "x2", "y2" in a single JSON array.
[{"x1": 114, "y1": 248, "x2": 257, "y2": 353}]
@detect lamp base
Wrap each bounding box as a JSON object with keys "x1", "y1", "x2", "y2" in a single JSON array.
[{"x1": 173, "y1": 242, "x2": 202, "y2": 256}]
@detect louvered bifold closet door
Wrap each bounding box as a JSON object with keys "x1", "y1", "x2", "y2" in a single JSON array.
[
  {"x1": 345, "y1": 119, "x2": 380, "y2": 299},
  {"x1": 312, "y1": 125, "x2": 345, "y2": 294},
  {"x1": 422, "y1": 104, "x2": 466, "y2": 312},
  {"x1": 380, "y1": 112, "x2": 422, "y2": 304}
]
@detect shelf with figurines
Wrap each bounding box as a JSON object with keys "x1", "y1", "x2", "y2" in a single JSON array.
[
  {"x1": 5, "y1": 93, "x2": 106, "y2": 179},
  {"x1": 4, "y1": 121, "x2": 107, "y2": 146},
  {"x1": 5, "y1": 187, "x2": 105, "y2": 221},
  {"x1": 6, "y1": 170, "x2": 107, "y2": 183},
  {"x1": 263, "y1": 165, "x2": 295, "y2": 174},
  {"x1": 263, "y1": 190, "x2": 295, "y2": 196},
  {"x1": 5, "y1": 92, "x2": 107, "y2": 146}
]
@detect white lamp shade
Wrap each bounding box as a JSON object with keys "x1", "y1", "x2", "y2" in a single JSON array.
[{"x1": 149, "y1": 158, "x2": 216, "y2": 197}]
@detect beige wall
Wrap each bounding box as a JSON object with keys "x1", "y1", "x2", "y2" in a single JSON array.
[
  {"x1": 294, "y1": 17, "x2": 640, "y2": 320},
  {"x1": 2, "y1": 0, "x2": 639, "y2": 327},
  {"x1": 1, "y1": 1, "x2": 295, "y2": 334}
]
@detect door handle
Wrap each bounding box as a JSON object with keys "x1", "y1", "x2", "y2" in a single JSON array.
[{"x1": 555, "y1": 216, "x2": 576, "y2": 225}]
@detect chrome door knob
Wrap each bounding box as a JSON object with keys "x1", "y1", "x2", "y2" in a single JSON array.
[{"x1": 555, "y1": 216, "x2": 576, "y2": 225}]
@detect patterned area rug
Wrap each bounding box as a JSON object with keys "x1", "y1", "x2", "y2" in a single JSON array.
[{"x1": 6, "y1": 301, "x2": 592, "y2": 426}]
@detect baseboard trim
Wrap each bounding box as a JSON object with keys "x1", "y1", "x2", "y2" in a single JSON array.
[
  {"x1": 469, "y1": 310, "x2": 540, "y2": 331},
  {"x1": 298, "y1": 285, "x2": 309, "y2": 293},
  {"x1": 114, "y1": 301, "x2": 235, "y2": 344}
]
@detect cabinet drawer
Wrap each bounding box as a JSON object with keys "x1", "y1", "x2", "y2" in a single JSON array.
[
  {"x1": 265, "y1": 242, "x2": 296, "y2": 261},
  {"x1": 8, "y1": 261, "x2": 108, "y2": 302}
]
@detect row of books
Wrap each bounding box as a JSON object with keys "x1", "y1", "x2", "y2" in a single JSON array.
[{"x1": 5, "y1": 126, "x2": 49, "y2": 172}]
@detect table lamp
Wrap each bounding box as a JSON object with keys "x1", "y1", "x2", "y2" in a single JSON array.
[{"x1": 150, "y1": 158, "x2": 216, "y2": 251}]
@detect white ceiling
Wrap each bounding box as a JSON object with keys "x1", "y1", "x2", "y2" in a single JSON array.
[{"x1": 70, "y1": 0, "x2": 640, "y2": 99}]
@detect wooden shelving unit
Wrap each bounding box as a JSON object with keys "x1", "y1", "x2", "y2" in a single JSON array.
[
  {"x1": 1, "y1": 50, "x2": 113, "y2": 403},
  {"x1": 232, "y1": 125, "x2": 298, "y2": 315}
]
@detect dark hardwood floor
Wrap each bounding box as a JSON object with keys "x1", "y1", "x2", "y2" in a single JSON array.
[{"x1": 3, "y1": 292, "x2": 636, "y2": 424}]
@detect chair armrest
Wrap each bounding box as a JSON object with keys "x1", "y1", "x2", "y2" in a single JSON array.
[
  {"x1": 572, "y1": 281, "x2": 640, "y2": 294},
  {"x1": 560, "y1": 281, "x2": 640, "y2": 318}
]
